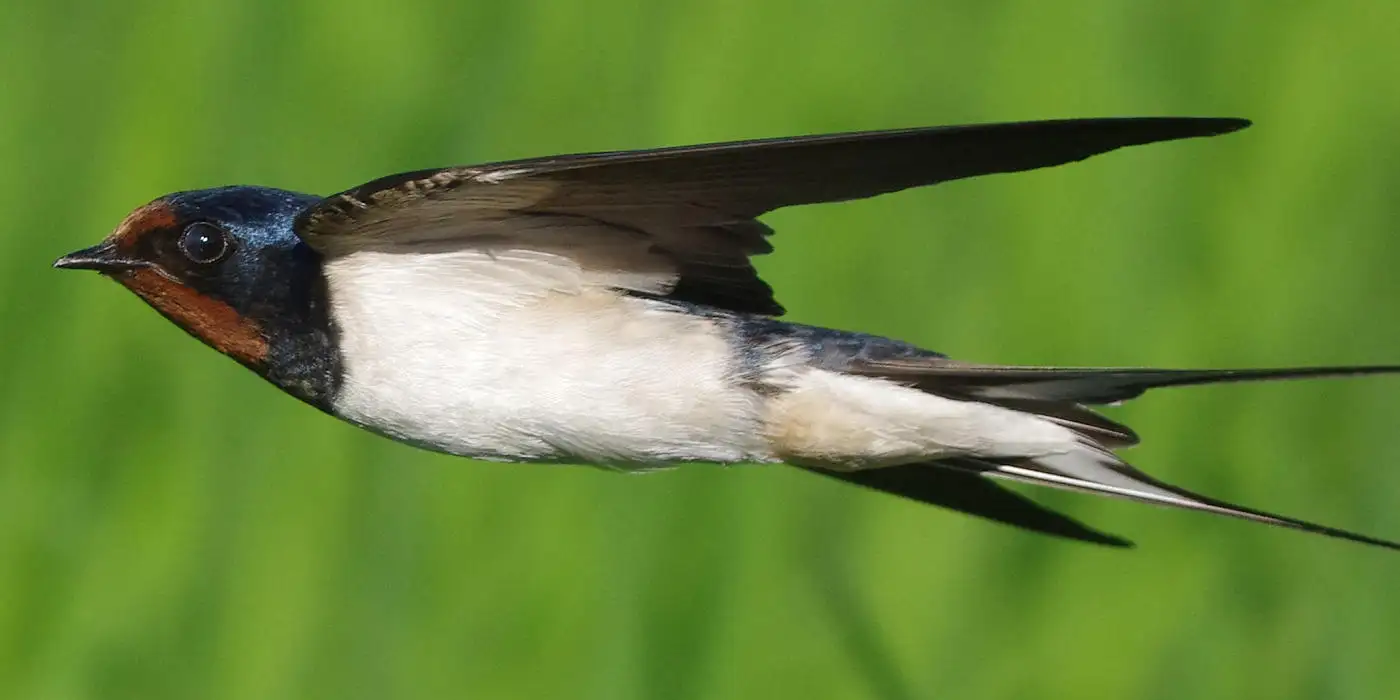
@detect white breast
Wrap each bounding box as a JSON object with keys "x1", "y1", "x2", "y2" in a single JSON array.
[{"x1": 323, "y1": 249, "x2": 774, "y2": 466}]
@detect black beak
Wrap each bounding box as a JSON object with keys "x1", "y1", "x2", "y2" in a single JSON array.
[{"x1": 53, "y1": 242, "x2": 144, "y2": 273}]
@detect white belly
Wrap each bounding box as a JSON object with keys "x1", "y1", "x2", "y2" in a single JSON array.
[{"x1": 323, "y1": 250, "x2": 774, "y2": 466}]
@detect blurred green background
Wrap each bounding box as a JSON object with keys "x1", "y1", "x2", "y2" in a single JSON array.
[{"x1": 4, "y1": 1, "x2": 1400, "y2": 698}]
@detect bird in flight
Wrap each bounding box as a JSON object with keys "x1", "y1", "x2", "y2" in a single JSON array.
[{"x1": 54, "y1": 117, "x2": 1400, "y2": 550}]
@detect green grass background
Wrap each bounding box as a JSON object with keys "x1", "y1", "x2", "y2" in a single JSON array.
[{"x1": 4, "y1": 1, "x2": 1400, "y2": 698}]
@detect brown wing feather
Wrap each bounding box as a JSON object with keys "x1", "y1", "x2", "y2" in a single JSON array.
[
  {"x1": 802, "y1": 460, "x2": 1133, "y2": 547},
  {"x1": 295, "y1": 117, "x2": 1250, "y2": 315}
]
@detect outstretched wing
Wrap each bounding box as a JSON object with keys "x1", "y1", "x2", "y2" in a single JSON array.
[{"x1": 294, "y1": 117, "x2": 1249, "y2": 315}]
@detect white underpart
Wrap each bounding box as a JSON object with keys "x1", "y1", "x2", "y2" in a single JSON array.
[
  {"x1": 325, "y1": 246, "x2": 1085, "y2": 470},
  {"x1": 763, "y1": 369, "x2": 1081, "y2": 469},
  {"x1": 327, "y1": 248, "x2": 771, "y2": 465}
]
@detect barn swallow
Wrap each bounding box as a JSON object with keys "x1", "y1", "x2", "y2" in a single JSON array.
[{"x1": 54, "y1": 117, "x2": 1400, "y2": 550}]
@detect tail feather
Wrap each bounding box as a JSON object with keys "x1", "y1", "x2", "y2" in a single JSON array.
[
  {"x1": 808, "y1": 449, "x2": 1400, "y2": 551},
  {"x1": 820, "y1": 359, "x2": 1400, "y2": 550},
  {"x1": 847, "y1": 361, "x2": 1400, "y2": 405},
  {"x1": 970, "y1": 449, "x2": 1400, "y2": 551},
  {"x1": 977, "y1": 397, "x2": 1140, "y2": 447}
]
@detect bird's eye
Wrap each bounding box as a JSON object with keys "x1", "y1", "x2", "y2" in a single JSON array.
[{"x1": 178, "y1": 222, "x2": 230, "y2": 264}]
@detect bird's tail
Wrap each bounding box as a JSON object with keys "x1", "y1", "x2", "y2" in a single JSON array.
[
  {"x1": 845, "y1": 361, "x2": 1400, "y2": 409},
  {"x1": 810, "y1": 362, "x2": 1400, "y2": 550}
]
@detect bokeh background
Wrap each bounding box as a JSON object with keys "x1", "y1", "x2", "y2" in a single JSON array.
[{"x1": 4, "y1": 1, "x2": 1400, "y2": 698}]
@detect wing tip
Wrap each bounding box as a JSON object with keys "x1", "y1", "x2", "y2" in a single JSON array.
[
  {"x1": 1184, "y1": 116, "x2": 1252, "y2": 135},
  {"x1": 1088, "y1": 531, "x2": 1137, "y2": 549},
  {"x1": 1220, "y1": 116, "x2": 1253, "y2": 132},
  {"x1": 1187, "y1": 114, "x2": 1254, "y2": 135},
  {"x1": 801, "y1": 463, "x2": 1138, "y2": 549},
  {"x1": 1108, "y1": 115, "x2": 1252, "y2": 143}
]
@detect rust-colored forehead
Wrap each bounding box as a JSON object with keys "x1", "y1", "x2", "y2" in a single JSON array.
[{"x1": 110, "y1": 200, "x2": 179, "y2": 248}]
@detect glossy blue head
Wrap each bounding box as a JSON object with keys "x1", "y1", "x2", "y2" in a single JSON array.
[
  {"x1": 159, "y1": 187, "x2": 320, "y2": 308},
  {"x1": 55, "y1": 186, "x2": 343, "y2": 407}
]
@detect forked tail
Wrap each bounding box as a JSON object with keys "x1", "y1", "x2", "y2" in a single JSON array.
[{"x1": 811, "y1": 361, "x2": 1400, "y2": 549}]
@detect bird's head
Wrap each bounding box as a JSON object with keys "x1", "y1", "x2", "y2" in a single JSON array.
[{"x1": 54, "y1": 186, "x2": 341, "y2": 406}]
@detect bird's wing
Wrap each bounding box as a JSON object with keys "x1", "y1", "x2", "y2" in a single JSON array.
[
  {"x1": 804, "y1": 461, "x2": 1134, "y2": 547},
  {"x1": 839, "y1": 357, "x2": 1400, "y2": 550},
  {"x1": 294, "y1": 117, "x2": 1249, "y2": 315}
]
